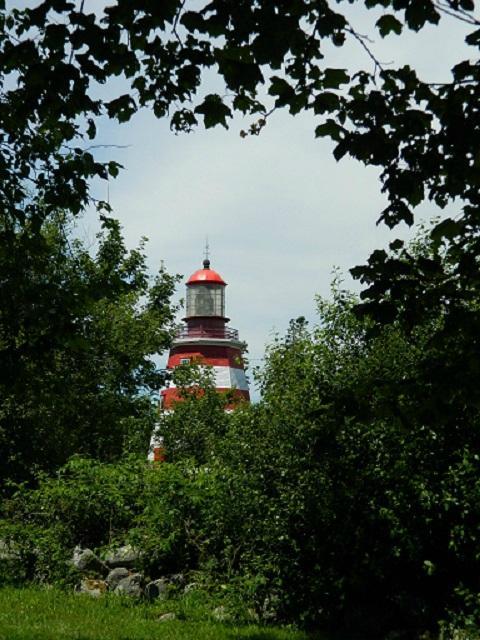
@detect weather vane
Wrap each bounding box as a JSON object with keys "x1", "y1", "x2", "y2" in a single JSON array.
[{"x1": 204, "y1": 236, "x2": 210, "y2": 262}]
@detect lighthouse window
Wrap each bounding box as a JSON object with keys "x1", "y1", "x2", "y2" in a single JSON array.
[
  {"x1": 187, "y1": 284, "x2": 225, "y2": 317},
  {"x1": 180, "y1": 358, "x2": 190, "y2": 364}
]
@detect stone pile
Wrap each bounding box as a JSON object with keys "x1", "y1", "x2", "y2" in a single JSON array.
[{"x1": 72, "y1": 544, "x2": 184, "y2": 602}]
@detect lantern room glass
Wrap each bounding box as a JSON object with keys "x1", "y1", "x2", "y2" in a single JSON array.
[{"x1": 186, "y1": 284, "x2": 225, "y2": 317}]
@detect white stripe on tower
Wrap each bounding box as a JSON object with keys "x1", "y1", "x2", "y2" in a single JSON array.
[
  {"x1": 166, "y1": 366, "x2": 249, "y2": 392},
  {"x1": 215, "y1": 366, "x2": 249, "y2": 391}
]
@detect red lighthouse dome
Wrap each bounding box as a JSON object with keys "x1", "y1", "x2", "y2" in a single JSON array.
[{"x1": 187, "y1": 260, "x2": 226, "y2": 285}]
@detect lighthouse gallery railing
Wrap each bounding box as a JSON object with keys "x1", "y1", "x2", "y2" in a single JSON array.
[{"x1": 175, "y1": 326, "x2": 239, "y2": 340}]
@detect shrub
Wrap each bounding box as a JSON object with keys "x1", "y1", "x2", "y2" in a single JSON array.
[
  {"x1": 3, "y1": 278, "x2": 480, "y2": 636},
  {"x1": 0, "y1": 455, "x2": 146, "y2": 584}
]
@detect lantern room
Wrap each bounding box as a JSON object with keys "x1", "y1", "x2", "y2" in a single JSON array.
[{"x1": 185, "y1": 258, "x2": 227, "y2": 319}]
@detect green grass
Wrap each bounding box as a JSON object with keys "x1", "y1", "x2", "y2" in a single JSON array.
[{"x1": 0, "y1": 587, "x2": 311, "y2": 640}]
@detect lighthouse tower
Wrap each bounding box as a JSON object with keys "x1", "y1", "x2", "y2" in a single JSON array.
[
  {"x1": 161, "y1": 256, "x2": 250, "y2": 410},
  {"x1": 149, "y1": 255, "x2": 249, "y2": 461}
]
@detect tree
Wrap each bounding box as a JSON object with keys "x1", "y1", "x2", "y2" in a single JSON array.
[
  {"x1": 2, "y1": 0, "x2": 479, "y2": 343},
  {"x1": 3, "y1": 253, "x2": 480, "y2": 634},
  {"x1": 1, "y1": 1, "x2": 477, "y2": 233},
  {"x1": 158, "y1": 363, "x2": 232, "y2": 465},
  {"x1": 218, "y1": 270, "x2": 480, "y2": 634},
  {"x1": 0, "y1": 212, "x2": 179, "y2": 488},
  {"x1": 2, "y1": 6, "x2": 480, "y2": 628}
]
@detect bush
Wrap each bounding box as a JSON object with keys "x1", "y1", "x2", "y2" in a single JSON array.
[
  {"x1": 0, "y1": 453, "x2": 253, "y2": 589},
  {"x1": 3, "y1": 276, "x2": 480, "y2": 636},
  {"x1": 0, "y1": 214, "x2": 179, "y2": 490},
  {"x1": 0, "y1": 455, "x2": 146, "y2": 584}
]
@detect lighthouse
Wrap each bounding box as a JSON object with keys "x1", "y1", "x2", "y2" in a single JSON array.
[
  {"x1": 161, "y1": 256, "x2": 250, "y2": 409},
  {"x1": 149, "y1": 255, "x2": 250, "y2": 461}
]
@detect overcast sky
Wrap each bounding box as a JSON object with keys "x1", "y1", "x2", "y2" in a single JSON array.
[{"x1": 70, "y1": 2, "x2": 473, "y2": 397}]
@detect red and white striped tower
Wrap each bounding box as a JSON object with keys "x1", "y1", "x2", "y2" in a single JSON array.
[
  {"x1": 149, "y1": 255, "x2": 250, "y2": 460},
  {"x1": 161, "y1": 256, "x2": 250, "y2": 410}
]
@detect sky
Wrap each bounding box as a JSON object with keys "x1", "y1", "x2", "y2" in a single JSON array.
[{"x1": 66, "y1": 1, "x2": 474, "y2": 398}]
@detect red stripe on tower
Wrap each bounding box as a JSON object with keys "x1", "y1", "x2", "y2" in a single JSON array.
[{"x1": 148, "y1": 254, "x2": 250, "y2": 460}]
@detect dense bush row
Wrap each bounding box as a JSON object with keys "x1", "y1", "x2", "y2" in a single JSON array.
[{"x1": 3, "y1": 267, "x2": 480, "y2": 638}]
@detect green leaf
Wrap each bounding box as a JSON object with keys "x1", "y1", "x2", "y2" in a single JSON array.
[
  {"x1": 170, "y1": 109, "x2": 198, "y2": 133},
  {"x1": 465, "y1": 28, "x2": 480, "y2": 46},
  {"x1": 313, "y1": 92, "x2": 340, "y2": 114},
  {"x1": 333, "y1": 139, "x2": 348, "y2": 160},
  {"x1": 180, "y1": 11, "x2": 207, "y2": 33},
  {"x1": 323, "y1": 68, "x2": 349, "y2": 89},
  {"x1": 376, "y1": 15, "x2": 403, "y2": 38},
  {"x1": 389, "y1": 239, "x2": 404, "y2": 251},
  {"x1": 430, "y1": 218, "x2": 462, "y2": 244},
  {"x1": 194, "y1": 94, "x2": 232, "y2": 129},
  {"x1": 315, "y1": 119, "x2": 342, "y2": 141},
  {"x1": 107, "y1": 161, "x2": 122, "y2": 178},
  {"x1": 106, "y1": 94, "x2": 137, "y2": 122},
  {"x1": 405, "y1": 1, "x2": 440, "y2": 31},
  {"x1": 268, "y1": 77, "x2": 295, "y2": 107},
  {"x1": 365, "y1": 0, "x2": 389, "y2": 7}
]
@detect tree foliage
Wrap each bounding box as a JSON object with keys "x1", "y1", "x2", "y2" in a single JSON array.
[
  {"x1": 222, "y1": 279, "x2": 480, "y2": 634},
  {"x1": 0, "y1": 213, "x2": 179, "y2": 488},
  {"x1": 2, "y1": 0, "x2": 479, "y2": 347},
  {"x1": 159, "y1": 363, "x2": 237, "y2": 465},
  {"x1": 2, "y1": 4, "x2": 480, "y2": 634},
  {"x1": 150, "y1": 232, "x2": 480, "y2": 633},
  {"x1": 6, "y1": 261, "x2": 480, "y2": 634},
  {"x1": 0, "y1": 0, "x2": 478, "y2": 370},
  {"x1": 1, "y1": 0, "x2": 478, "y2": 231}
]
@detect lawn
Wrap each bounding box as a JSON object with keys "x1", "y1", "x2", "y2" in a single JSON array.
[{"x1": 0, "y1": 587, "x2": 311, "y2": 640}]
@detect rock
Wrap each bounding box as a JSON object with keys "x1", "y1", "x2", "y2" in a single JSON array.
[
  {"x1": 145, "y1": 578, "x2": 169, "y2": 601},
  {"x1": 114, "y1": 572, "x2": 143, "y2": 597},
  {"x1": 106, "y1": 567, "x2": 130, "y2": 590},
  {"x1": 104, "y1": 544, "x2": 140, "y2": 569},
  {"x1": 157, "y1": 613, "x2": 176, "y2": 622},
  {"x1": 72, "y1": 546, "x2": 108, "y2": 576},
  {"x1": 183, "y1": 582, "x2": 198, "y2": 593},
  {"x1": 168, "y1": 573, "x2": 186, "y2": 588},
  {"x1": 76, "y1": 578, "x2": 107, "y2": 597}
]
